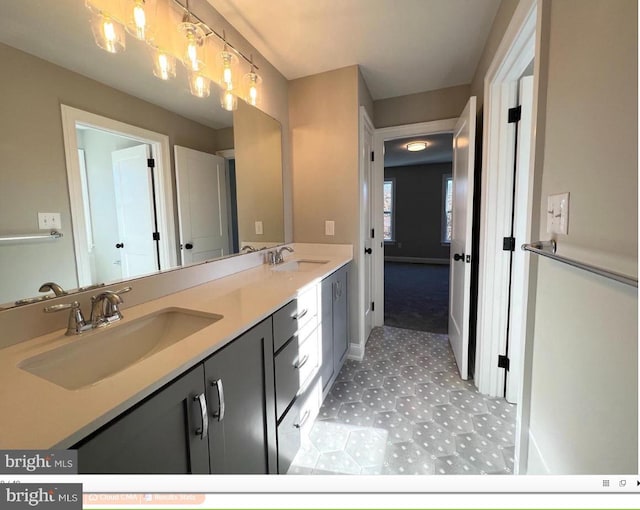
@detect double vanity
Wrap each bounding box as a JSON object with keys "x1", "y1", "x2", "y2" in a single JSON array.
[{"x1": 0, "y1": 244, "x2": 352, "y2": 474}]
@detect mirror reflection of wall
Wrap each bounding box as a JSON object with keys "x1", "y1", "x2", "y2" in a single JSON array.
[{"x1": 0, "y1": 0, "x2": 284, "y2": 308}]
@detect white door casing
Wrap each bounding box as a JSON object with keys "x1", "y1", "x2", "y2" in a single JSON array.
[
  {"x1": 174, "y1": 146, "x2": 230, "y2": 265},
  {"x1": 448, "y1": 96, "x2": 477, "y2": 381},
  {"x1": 362, "y1": 111, "x2": 375, "y2": 344},
  {"x1": 112, "y1": 144, "x2": 158, "y2": 279},
  {"x1": 505, "y1": 75, "x2": 535, "y2": 404}
]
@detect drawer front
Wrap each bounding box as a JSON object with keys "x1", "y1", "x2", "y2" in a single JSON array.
[
  {"x1": 297, "y1": 326, "x2": 320, "y2": 389},
  {"x1": 273, "y1": 300, "x2": 298, "y2": 352},
  {"x1": 274, "y1": 337, "x2": 300, "y2": 420},
  {"x1": 296, "y1": 285, "x2": 319, "y2": 329},
  {"x1": 277, "y1": 398, "x2": 302, "y2": 474}
]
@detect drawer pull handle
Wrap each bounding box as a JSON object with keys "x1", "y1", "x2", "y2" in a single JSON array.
[
  {"x1": 294, "y1": 354, "x2": 309, "y2": 369},
  {"x1": 211, "y1": 379, "x2": 225, "y2": 422},
  {"x1": 194, "y1": 393, "x2": 208, "y2": 440},
  {"x1": 292, "y1": 308, "x2": 308, "y2": 321},
  {"x1": 294, "y1": 410, "x2": 310, "y2": 429}
]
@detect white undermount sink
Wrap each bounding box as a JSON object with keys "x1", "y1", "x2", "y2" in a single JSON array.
[
  {"x1": 19, "y1": 307, "x2": 222, "y2": 390},
  {"x1": 271, "y1": 259, "x2": 330, "y2": 272}
]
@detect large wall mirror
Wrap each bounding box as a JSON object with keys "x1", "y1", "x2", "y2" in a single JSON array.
[{"x1": 0, "y1": 0, "x2": 284, "y2": 308}]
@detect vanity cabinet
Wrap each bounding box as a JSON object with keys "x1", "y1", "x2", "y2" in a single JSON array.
[
  {"x1": 320, "y1": 264, "x2": 350, "y2": 391},
  {"x1": 76, "y1": 318, "x2": 275, "y2": 475}
]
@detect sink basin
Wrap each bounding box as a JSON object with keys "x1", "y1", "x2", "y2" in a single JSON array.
[
  {"x1": 271, "y1": 259, "x2": 329, "y2": 272},
  {"x1": 20, "y1": 308, "x2": 222, "y2": 390}
]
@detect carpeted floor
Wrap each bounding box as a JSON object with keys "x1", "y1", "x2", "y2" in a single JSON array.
[{"x1": 384, "y1": 262, "x2": 449, "y2": 334}]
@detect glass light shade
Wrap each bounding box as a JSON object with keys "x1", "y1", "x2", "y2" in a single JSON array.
[
  {"x1": 151, "y1": 48, "x2": 176, "y2": 80},
  {"x1": 242, "y1": 71, "x2": 262, "y2": 107},
  {"x1": 406, "y1": 142, "x2": 427, "y2": 151},
  {"x1": 89, "y1": 12, "x2": 126, "y2": 54},
  {"x1": 179, "y1": 22, "x2": 206, "y2": 72},
  {"x1": 189, "y1": 72, "x2": 211, "y2": 98},
  {"x1": 220, "y1": 88, "x2": 238, "y2": 111},
  {"x1": 218, "y1": 49, "x2": 239, "y2": 90},
  {"x1": 125, "y1": 0, "x2": 158, "y2": 42}
]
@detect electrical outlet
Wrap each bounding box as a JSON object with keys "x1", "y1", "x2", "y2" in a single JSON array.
[
  {"x1": 255, "y1": 221, "x2": 263, "y2": 235},
  {"x1": 38, "y1": 212, "x2": 61, "y2": 230},
  {"x1": 325, "y1": 220, "x2": 335, "y2": 236}
]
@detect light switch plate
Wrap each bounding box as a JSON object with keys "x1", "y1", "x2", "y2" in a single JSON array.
[
  {"x1": 546, "y1": 193, "x2": 569, "y2": 234},
  {"x1": 254, "y1": 221, "x2": 263, "y2": 235},
  {"x1": 38, "y1": 212, "x2": 61, "y2": 230},
  {"x1": 325, "y1": 220, "x2": 335, "y2": 236}
]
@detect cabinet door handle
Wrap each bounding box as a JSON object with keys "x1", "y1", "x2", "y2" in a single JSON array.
[
  {"x1": 211, "y1": 379, "x2": 225, "y2": 422},
  {"x1": 294, "y1": 354, "x2": 309, "y2": 369},
  {"x1": 338, "y1": 280, "x2": 342, "y2": 298},
  {"x1": 292, "y1": 308, "x2": 308, "y2": 321},
  {"x1": 294, "y1": 410, "x2": 310, "y2": 429},
  {"x1": 194, "y1": 393, "x2": 208, "y2": 440}
]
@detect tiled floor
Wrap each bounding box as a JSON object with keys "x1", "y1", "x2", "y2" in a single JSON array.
[{"x1": 288, "y1": 326, "x2": 517, "y2": 475}]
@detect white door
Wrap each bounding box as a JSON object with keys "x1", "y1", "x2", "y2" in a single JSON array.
[
  {"x1": 112, "y1": 144, "x2": 159, "y2": 278},
  {"x1": 505, "y1": 75, "x2": 534, "y2": 403},
  {"x1": 448, "y1": 96, "x2": 477, "y2": 380},
  {"x1": 174, "y1": 146, "x2": 230, "y2": 265},
  {"x1": 361, "y1": 113, "x2": 375, "y2": 342}
]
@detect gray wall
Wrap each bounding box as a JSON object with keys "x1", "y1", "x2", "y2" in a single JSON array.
[
  {"x1": 384, "y1": 163, "x2": 452, "y2": 261},
  {"x1": 525, "y1": 0, "x2": 637, "y2": 474}
]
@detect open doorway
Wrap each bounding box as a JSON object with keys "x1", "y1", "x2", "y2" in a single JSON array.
[{"x1": 382, "y1": 133, "x2": 453, "y2": 334}]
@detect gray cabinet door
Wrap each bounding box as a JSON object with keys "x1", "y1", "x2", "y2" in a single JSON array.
[
  {"x1": 332, "y1": 265, "x2": 349, "y2": 373},
  {"x1": 204, "y1": 318, "x2": 276, "y2": 474},
  {"x1": 76, "y1": 365, "x2": 209, "y2": 474},
  {"x1": 320, "y1": 275, "x2": 335, "y2": 390}
]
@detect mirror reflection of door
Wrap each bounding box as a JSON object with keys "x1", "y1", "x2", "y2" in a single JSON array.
[
  {"x1": 76, "y1": 126, "x2": 160, "y2": 284},
  {"x1": 174, "y1": 146, "x2": 231, "y2": 265}
]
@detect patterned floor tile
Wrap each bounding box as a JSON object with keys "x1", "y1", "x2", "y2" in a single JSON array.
[
  {"x1": 353, "y1": 369, "x2": 385, "y2": 389},
  {"x1": 412, "y1": 420, "x2": 456, "y2": 457},
  {"x1": 395, "y1": 395, "x2": 433, "y2": 423},
  {"x1": 382, "y1": 440, "x2": 436, "y2": 475},
  {"x1": 361, "y1": 387, "x2": 396, "y2": 411},
  {"x1": 345, "y1": 429, "x2": 387, "y2": 468},
  {"x1": 288, "y1": 325, "x2": 517, "y2": 476},
  {"x1": 372, "y1": 411, "x2": 413, "y2": 443}
]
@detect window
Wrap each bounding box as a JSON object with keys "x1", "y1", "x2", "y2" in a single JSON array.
[
  {"x1": 442, "y1": 175, "x2": 453, "y2": 243},
  {"x1": 383, "y1": 179, "x2": 395, "y2": 241}
]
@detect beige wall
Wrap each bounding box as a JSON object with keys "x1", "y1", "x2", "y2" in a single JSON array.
[
  {"x1": 470, "y1": 0, "x2": 520, "y2": 109},
  {"x1": 526, "y1": 0, "x2": 637, "y2": 474},
  {"x1": 373, "y1": 84, "x2": 470, "y2": 127},
  {"x1": 234, "y1": 101, "x2": 284, "y2": 245}
]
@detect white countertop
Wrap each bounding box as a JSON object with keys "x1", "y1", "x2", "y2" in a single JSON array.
[{"x1": 0, "y1": 245, "x2": 351, "y2": 449}]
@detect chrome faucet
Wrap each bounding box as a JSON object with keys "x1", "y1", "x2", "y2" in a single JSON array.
[
  {"x1": 39, "y1": 282, "x2": 67, "y2": 296},
  {"x1": 90, "y1": 287, "x2": 131, "y2": 326},
  {"x1": 241, "y1": 246, "x2": 256, "y2": 253},
  {"x1": 44, "y1": 301, "x2": 92, "y2": 336},
  {"x1": 274, "y1": 246, "x2": 294, "y2": 264}
]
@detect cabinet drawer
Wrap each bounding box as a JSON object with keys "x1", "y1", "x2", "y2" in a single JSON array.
[
  {"x1": 277, "y1": 398, "x2": 302, "y2": 474},
  {"x1": 274, "y1": 337, "x2": 300, "y2": 420},
  {"x1": 297, "y1": 326, "x2": 320, "y2": 389},
  {"x1": 273, "y1": 300, "x2": 298, "y2": 352},
  {"x1": 296, "y1": 285, "x2": 319, "y2": 329}
]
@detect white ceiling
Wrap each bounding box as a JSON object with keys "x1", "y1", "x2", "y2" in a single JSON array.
[{"x1": 206, "y1": 0, "x2": 501, "y2": 99}]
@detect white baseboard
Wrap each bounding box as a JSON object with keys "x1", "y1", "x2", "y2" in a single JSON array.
[
  {"x1": 348, "y1": 342, "x2": 364, "y2": 361},
  {"x1": 384, "y1": 256, "x2": 450, "y2": 265}
]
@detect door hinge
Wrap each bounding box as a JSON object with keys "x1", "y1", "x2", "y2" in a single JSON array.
[
  {"x1": 503, "y1": 236, "x2": 516, "y2": 251},
  {"x1": 508, "y1": 106, "x2": 521, "y2": 123},
  {"x1": 498, "y1": 355, "x2": 510, "y2": 371},
  {"x1": 371, "y1": 301, "x2": 375, "y2": 312},
  {"x1": 147, "y1": 158, "x2": 156, "y2": 168},
  {"x1": 371, "y1": 228, "x2": 375, "y2": 238},
  {"x1": 152, "y1": 232, "x2": 160, "y2": 241},
  {"x1": 371, "y1": 151, "x2": 375, "y2": 162}
]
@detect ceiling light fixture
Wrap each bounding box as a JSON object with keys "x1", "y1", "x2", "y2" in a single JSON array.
[
  {"x1": 84, "y1": 0, "x2": 263, "y2": 108},
  {"x1": 406, "y1": 142, "x2": 427, "y2": 152}
]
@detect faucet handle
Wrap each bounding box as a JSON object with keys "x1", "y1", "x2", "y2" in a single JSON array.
[
  {"x1": 44, "y1": 301, "x2": 80, "y2": 313},
  {"x1": 44, "y1": 301, "x2": 89, "y2": 336},
  {"x1": 113, "y1": 286, "x2": 132, "y2": 296}
]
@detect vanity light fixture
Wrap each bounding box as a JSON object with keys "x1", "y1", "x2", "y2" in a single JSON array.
[
  {"x1": 84, "y1": 0, "x2": 263, "y2": 108},
  {"x1": 406, "y1": 141, "x2": 428, "y2": 152}
]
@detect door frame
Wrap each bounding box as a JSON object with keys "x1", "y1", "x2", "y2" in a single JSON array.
[
  {"x1": 372, "y1": 118, "x2": 458, "y2": 330},
  {"x1": 61, "y1": 105, "x2": 177, "y2": 286},
  {"x1": 473, "y1": 0, "x2": 539, "y2": 474}
]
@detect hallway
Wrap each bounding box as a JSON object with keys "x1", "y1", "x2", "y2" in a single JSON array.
[{"x1": 288, "y1": 326, "x2": 516, "y2": 475}]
